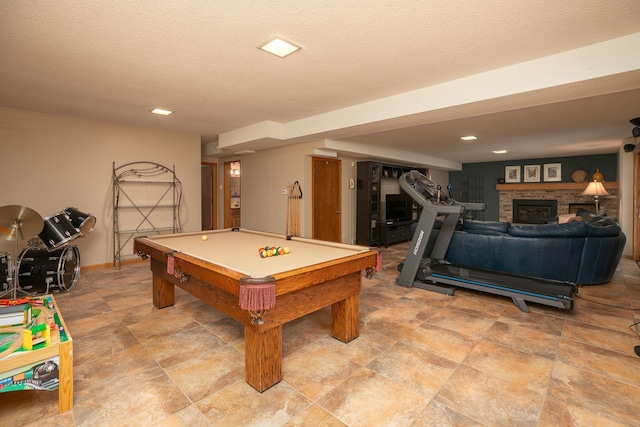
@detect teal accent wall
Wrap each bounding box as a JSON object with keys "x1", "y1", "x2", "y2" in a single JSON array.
[{"x1": 448, "y1": 154, "x2": 617, "y2": 221}]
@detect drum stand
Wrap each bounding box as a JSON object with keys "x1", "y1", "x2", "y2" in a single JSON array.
[
  {"x1": 0, "y1": 236, "x2": 29, "y2": 299},
  {"x1": 0, "y1": 205, "x2": 44, "y2": 300}
]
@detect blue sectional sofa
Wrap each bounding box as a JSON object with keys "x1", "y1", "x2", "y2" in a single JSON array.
[{"x1": 421, "y1": 217, "x2": 625, "y2": 285}]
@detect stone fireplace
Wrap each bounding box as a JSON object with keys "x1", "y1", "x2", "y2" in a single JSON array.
[
  {"x1": 513, "y1": 199, "x2": 557, "y2": 223},
  {"x1": 497, "y1": 182, "x2": 618, "y2": 223}
]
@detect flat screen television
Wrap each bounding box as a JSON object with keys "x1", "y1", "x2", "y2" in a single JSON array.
[{"x1": 385, "y1": 193, "x2": 412, "y2": 222}]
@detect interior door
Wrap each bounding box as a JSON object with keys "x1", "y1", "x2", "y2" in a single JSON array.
[
  {"x1": 312, "y1": 157, "x2": 341, "y2": 242},
  {"x1": 224, "y1": 161, "x2": 241, "y2": 228},
  {"x1": 201, "y1": 163, "x2": 217, "y2": 230}
]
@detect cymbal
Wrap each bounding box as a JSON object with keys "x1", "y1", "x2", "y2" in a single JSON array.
[{"x1": 0, "y1": 205, "x2": 44, "y2": 241}]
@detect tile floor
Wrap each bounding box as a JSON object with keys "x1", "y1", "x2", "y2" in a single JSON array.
[{"x1": 2, "y1": 242, "x2": 640, "y2": 426}]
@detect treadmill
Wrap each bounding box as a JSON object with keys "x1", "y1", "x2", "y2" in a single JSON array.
[{"x1": 396, "y1": 170, "x2": 575, "y2": 312}]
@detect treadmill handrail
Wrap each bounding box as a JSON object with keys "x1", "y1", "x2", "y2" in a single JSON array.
[{"x1": 399, "y1": 170, "x2": 486, "y2": 214}]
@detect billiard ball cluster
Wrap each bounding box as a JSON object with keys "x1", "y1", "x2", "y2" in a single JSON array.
[{"x1": 259, "y1": 245, "x2": 290, "y2": 258}]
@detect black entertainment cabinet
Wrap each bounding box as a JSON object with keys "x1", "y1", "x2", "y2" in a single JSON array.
[
  {"x1": 378, "y1": 220, "x2": 415, "y2": 248},
  {"x1": 356, "y1": 161, "x2": 426, "y2": 247}
]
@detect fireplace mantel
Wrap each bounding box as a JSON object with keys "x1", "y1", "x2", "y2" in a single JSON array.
[{"x1": 496, "y1": 182, "x2": 617, "y2": 191}]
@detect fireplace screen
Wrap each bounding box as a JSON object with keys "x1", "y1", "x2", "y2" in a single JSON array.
[{"x1": 513, "y1": 199, "x2": 557, "y2": 224}]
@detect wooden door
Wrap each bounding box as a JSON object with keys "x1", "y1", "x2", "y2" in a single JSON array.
[
  {"x1": 201, "y1": 163, "x2": 217, "y2": 230},
  {"x1": 312, "y1": 157, "x2": 341, "y2": 242},
  {"x1": 224, "y1": 161, "x2": 241, "y2": 228}
]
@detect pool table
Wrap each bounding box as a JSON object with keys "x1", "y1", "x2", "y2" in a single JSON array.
[{"x1": 133, "y1": 228, "x2": 378, "y2": 392}]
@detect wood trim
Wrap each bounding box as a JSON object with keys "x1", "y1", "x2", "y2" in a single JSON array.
[
  {"x1": 496, "y1": 182, "x2": 618, "y2": 191},
  {"x1": 634, "y1": 152, "x2": 640, "y2": 261}
]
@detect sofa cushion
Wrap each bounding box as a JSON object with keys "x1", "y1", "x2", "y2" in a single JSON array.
[
  {"x1": 509, "y1": 221, "x2": 587, "y2": 238},
  {"x1": 462, "y1": 220, "x2": 510, "y2": 235},
  {"x1": 585, "y1": 217, "x2": 621, "y2": 237}
]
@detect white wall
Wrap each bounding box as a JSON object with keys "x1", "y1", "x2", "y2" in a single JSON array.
[
  {"x1": 618, "y1": 139, "x2": 635, "y2": 257},
  {"x1": 429, "y1": 168, "x2": 449, "y2": 187},
  {"x1": 0, "y1": 107, "x2": 201, "y2": 267},
  {"x1": 208, "y1": 142, "x2": 363, "y2": 244}
]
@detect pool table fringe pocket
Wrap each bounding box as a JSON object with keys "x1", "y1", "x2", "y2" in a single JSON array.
[{"x1": 239, "y1": 276, "x2": 276, "y2": 325}]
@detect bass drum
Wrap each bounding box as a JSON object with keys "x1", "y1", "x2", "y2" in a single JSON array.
[
  {"x1": 17, "y1": 246, "x2": 80, "y2": 294},
  {"x1": 0, "y1": 252, "x2": 10, "y2": 293}
]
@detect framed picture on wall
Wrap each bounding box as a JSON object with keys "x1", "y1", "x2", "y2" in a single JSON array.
[
  {"x1": 544, "y1": 163, "x2": 562, "y2": 182},
  {"x1": 523, "y1": 165, "x2": 540, "y2": 182},
  {"x1": 505, "y1": 166, "x2": 521, "y2": 183}
]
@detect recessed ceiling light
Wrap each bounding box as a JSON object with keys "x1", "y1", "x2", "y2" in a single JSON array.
[
  {"x1": 151, "y1": 108, "x2": 173, "y2": 116},
  {"x1": 492, "y1": 150, "x2": 508, "y2": 154},
  {"x1": 259, "y1": 37, "x2": 301, "y2": 58},
  {"x1": 460, "y1": 135, "x2": 478, "y2": 141}
]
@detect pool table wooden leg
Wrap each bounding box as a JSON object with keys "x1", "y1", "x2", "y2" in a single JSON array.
[
  {"x1": 331, "y1": 293, "x2": 360, "y2": 343},
  {"x1": 152, "y1": 266, "x2": 175, "y2": 308},
  {"x1": 244, "y1": 325, "x2": 282, "y2": 392}
]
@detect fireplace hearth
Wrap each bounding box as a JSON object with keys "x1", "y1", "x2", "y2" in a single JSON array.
[{"x1": 513, "y1": 199, "x2": 557, "y2": 224}]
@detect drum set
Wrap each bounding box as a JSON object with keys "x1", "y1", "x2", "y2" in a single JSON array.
[{"x1": 0, "y1": 205, "x2": 96, "y2": 298}]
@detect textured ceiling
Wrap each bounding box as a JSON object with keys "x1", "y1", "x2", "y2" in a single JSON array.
[{"x1": 1, "y1": 1, "x2": 640, "y2": 167}]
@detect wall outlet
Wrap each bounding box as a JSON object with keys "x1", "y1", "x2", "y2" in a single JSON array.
[{"x1": 282, "y1": 189, "x2": 287, "y2": 195}]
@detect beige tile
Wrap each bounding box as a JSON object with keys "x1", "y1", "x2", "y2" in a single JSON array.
[
  {"x1": 367, "y1": 339, "x2": 459, "y2": 397},
  {"x1": 549, "y1": 361, "x2": 640, "y2": 426},
  {"x1": 127, "y1": 309, "x2": 200, "y2": 344},
  {"x1": 197, "y1": 381, "x2": 310, "y2": 426},
  {"x1": 142, "y1": 325, "x2": 228, "y2": 368},
  {"x1": 435, "y1": 365, "x2": 545, "y2": 426},
  {"x1": 282, "y1": 339, "x2": 362, "y2": 400},
  {"x1": 462, "y1": 339, "x2": 554, "y2": 394},
  {"x1": 164, "y1": 345, "x2": 245, "y2": 402},
  {"x1": 564, "y1": 303, "x2": 637, "y2": 333},
  {"x1": 305, "y1": 327, "x2": 397, "y2": 366},
  {"x1": 202, "y1": 316, "x2": 244, "y2": 347},
  {"x1": 411, "y1": 322, "x2": 478, "y2": 363},
  {"x1": 563, "y1": 318, "x2": 639, "y2": 353},
  {"x1": 316, "y1": 367, "x2": 427, "y2": 427},
  {"x1": 361, "y1": 296, "x2": 440, "y2": 340},
  {"x1": 154, "y1": 405, "x2": 211, "y2": 427},
  {"x1": 283, "y1": 306, "x2": 332, "y2": 343},
  {"x1": 538, "y1": 395, "x2": 629, "y2": 427},
  {"x1": 411, "y1": 399, "x2": 485, "y2": 427},
  {"x1": 72, "y1": 374, "x2": 191, "y2": 426},
  {"x1": 73, "y1": 322, "x2": 140, "y2": 365},
  {"x1": 483, "y1": 320, "x2": 561, "y2": 359},
  {"x1": 427, "y1": 306, "x2": 496, "y2": 338},
  {"x1": 446, "y1": 292, "x2": 507, "y2": 317},
  {"x1": 176, "y1": 298, "x2": 229, "y2": 324},
  {"x1": 73, "y1": 345, "x2": 165, "y2": 403},
  {"x1": 556, "y1": 339, "x2": 640, "y2": 387},
  {"x1": 283, "y1": 404, "x2": 347, "y2": 426},
  {"x1": 497, "y1": 305, "x2": 566, "y2": 336}
]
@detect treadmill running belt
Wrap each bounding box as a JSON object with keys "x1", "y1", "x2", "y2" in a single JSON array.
[{"x1": 430, "y1": 263, "x2": 575, "y2": 300}]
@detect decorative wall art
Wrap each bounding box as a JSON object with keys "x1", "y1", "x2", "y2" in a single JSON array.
[
  {"x1": 505, "y1": 166, "x2": 521, "y2": 183},
  {"x1": 544, "y1": 163, "x2": 562, "y2": 182},
  {"x1": 523, "y1": 165, "x2": 541, "y2": 182}
]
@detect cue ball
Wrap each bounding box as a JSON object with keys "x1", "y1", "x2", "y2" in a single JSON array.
[{"x1": 201, "y1": 235, "x2": 208, "y2": 241}]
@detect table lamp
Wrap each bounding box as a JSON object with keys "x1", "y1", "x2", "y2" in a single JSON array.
[{"x1": 582, "y1": 181, "x2": 609, "y2": 213}]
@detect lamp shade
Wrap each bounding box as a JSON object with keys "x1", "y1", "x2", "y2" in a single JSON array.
[{"x1": 582, "y1": 181, "x2": 609, "y2": 196}]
